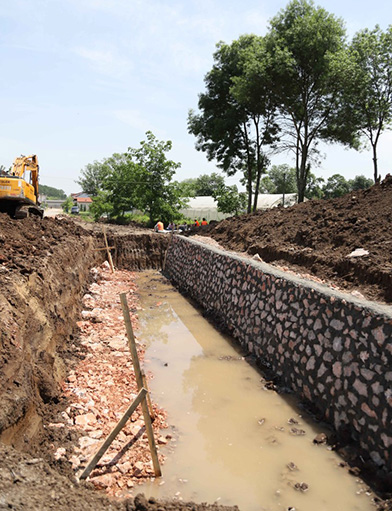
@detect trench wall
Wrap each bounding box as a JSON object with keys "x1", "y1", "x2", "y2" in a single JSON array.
[
  {"x1": 164, "y1": 235, "x2": 392, "y2": 474},
  {"x1": 113, "y1": 233, "x2": 168, "y2": 270}
]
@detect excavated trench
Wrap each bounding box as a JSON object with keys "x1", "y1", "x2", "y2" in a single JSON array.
[{"x1": 0, "y1": 219, "x2": 390, "y2": 510}]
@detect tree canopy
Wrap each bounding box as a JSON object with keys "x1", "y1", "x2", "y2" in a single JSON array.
[
  {"x1": 39, "y1": 184, "x2": 66, "y2": 200},
  {"x1": 87, "y1": 132, "x2": 185, "y2": 225},
  {"x1": 178, "y1": 172, "x2": 226, "y2": 197},
  {"x1": 267, "y1": 0, "x2": 349, "y2": 202},
  {"x1": 341, "y1": 26, "x2": 392, "y2": 182},
  {"x1": 189, "y1": 0, "x2": 389, "y2": 202},
  {"x1": 188, "y1": 34, "x2": 279, "y2": 213}
]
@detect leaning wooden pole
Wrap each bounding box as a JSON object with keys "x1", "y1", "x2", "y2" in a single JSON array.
[
  {"x1": 120, "y1": 293, "x2": 161, "y2": 477},
  {"x1": 79, "y1": 387, "x2": 147, "y2": 480},
  {"x1": 102, "y1": 226, "x2": 115, "y2": 273}
]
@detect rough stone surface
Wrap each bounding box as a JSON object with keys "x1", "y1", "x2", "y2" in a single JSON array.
[{"x1": 165, "y1": 235, "x2": 392, "y2": 474}]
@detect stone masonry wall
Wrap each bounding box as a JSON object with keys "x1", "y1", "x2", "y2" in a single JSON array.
[{"x1": 164, "y1": 235, "x2": 392, "y2": 474}]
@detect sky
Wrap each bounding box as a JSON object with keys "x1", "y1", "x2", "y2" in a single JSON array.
[{"x1": 1, "y1": 0, "x2": 392, "y2": 196}]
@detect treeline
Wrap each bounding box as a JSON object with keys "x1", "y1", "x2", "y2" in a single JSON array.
[
  {"x1": 260, "y1": 165, "x2": 374, "y2": 199},
  {"x1": 77, "y1": 132, "x2": 186, "y2": 225},
  {"x1": 188, "y1": 0, "x2": 392, "y2": 212},
  {"x1": 39, "y1": 184, "x2": 66, "y2": 200}
]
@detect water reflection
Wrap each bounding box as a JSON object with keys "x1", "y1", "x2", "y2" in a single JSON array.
[{"x1": 136, "y1": 271, "x2": 373, "y2": 511}]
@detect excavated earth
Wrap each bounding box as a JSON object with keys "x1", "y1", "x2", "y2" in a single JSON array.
[
  {"x1": 0, "y1": 174, "x2": 392, "y2": 510},
  {"x1": 0, "y1": 214, "x2": 235, "y2": 511},
  {"x1": 197, "y1": 174, "x2": 392, "y2": 304}
]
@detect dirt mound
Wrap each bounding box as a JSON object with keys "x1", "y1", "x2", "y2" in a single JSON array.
[{"x1": 198, "y1": 176, "x2": 392, "y2": 303}]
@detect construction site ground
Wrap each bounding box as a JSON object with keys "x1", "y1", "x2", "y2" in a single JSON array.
[
  {"x1": 0, "y1": 175, "x2": 391, "y2": 510},
  {"x1": 196, "y1": 175, "x2": 392, "y2": 305}
]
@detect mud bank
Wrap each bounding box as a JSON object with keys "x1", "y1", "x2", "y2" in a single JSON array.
[
  {"x1": 0, "y1": 216, "x2": 100, "y2": 446},
  {"x1": 162, "y1": 235, "x2": 392, "y2": 480}
]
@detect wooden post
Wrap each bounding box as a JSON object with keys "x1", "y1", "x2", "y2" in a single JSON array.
[
  {"x1": 120, "y1": 293, "x2": 161, "y2": 477},
  {"x1": 141, "y1": 370, "x2": 155, "y2": 421},
  {"x1": 79, "y1": 387, "x2": 147, "y2": 480},
  {"x1": 102, "y1": 226, "x2": 115, "y2": 273}
]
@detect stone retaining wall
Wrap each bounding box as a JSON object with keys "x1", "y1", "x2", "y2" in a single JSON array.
[{"x1": 164, "y1": 235, "x2": 392, "y2": 474}]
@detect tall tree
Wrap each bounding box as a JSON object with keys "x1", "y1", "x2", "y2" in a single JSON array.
[
  {"x1": 188, "y1": 34, "x2": 279, "y2": 213},
  {"x1": 259, "y1": 164, "x2": 297, "y2": 194},
  {"x1": 322, "y1": 174, "x2": 351, "y2": 198},
  {"x1": 267, "y1": 0, "x2": 348, "y2": 202},
  {"x1": 77, "y1": 160, "x2": 107, "y2": 196},
  {"x1": 126, "y1": 131, "x2": 184, "y2": 224},
  {"x1": 344, "y1": 26, "x2": 392, "y2": 183},
  {"x1": 348, "y1": 175, "x2": 374, "y2": 190}
]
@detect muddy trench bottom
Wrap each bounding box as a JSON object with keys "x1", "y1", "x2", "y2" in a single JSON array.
[{"x1": 135, "y1": 270, "x2": 375, "y2": 511}]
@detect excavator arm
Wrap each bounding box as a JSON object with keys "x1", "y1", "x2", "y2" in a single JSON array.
[
  {"x1": 11, "y1": 155, "x2": 40, "y2": 200},
  {"x1": 0, "y1": 154, "x2": 43, "y2": 218}
]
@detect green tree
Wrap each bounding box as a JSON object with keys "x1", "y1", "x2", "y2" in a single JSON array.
[
  {"x1": 125, "y1": 132, "x2": 185, "y2": 225},
  {"x1": 322, "y1": 174, "x2": 351, "y2": 198},
  {"x1": 212, "y1": 185, "x2": 247, "y2": 216},
  {"x1": 343, "y1": 26, "x2": 392, "y2": 182},
  {"x1": 62, "y1": 196, "x2": 73, "y2": 213},
  {"x1": 99, "y1": 153, "x2": 138, "y2": 219},
  {"x1": 39, "y1": 184, "x2": 66, "y2": 199},
  {"x1": 194, "y1": 172, "x2": 225, "y2": 196},
  {"x1": 77, "y1": 160, "x2": 107, "y2": 196},
  {"x1": 260, "y1": 164, "x2": 297, "y2": 194},
  {"x1": 305, "y1": 174, "x2": 325, "y2": 199},
  {"x1": 267, "y1": 0, "x2": 348, "y2": 202},
  {"x1": 178, "y1": 172, "x2": 226, "y2": 197},
  {"x1": 188, "y1": 34, "x2": 279, "y2": 214},
  {"x1": 348, "y1": 174, "x2": 374, "y2": 190},
  {"x1": 177, "y1": 178, "x2": 198, "y2": 197},
  {"x1": 85, "y1": 133, "x2": 185, "y2": 225}
]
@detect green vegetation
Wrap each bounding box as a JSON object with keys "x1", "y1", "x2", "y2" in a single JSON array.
[
  {"x1": 39, "y1": 185, "x2": 66, "y2": 200},
  {"x1": 212, "y1": 185, "x2": 247, "y2": 216},
  {"x1": 188, "y1": 34, "x2": 278, "y2": 214},
  {"x1": 260, "y1": 164, "x2": 374, "y2": 199},
  {"x1": 188, "y1": 0, "x2": 392, "y2": 202},
  {"x1": 178, "y1": 172, "x2": 226, "y2": 197},
  {"x1": 62, "y1": 196, "x2": 73, "y2": 213},
  {"x1": 80, "y1": 132, "x2": 187, "y2": 225}
]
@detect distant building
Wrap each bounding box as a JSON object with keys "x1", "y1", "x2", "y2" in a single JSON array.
[
  {"x1": 180, "y1": 193, "x2": 301, "y2": 221},
  {"x1": 71, "y1": 192, "x2": 93, "y2": 211}
]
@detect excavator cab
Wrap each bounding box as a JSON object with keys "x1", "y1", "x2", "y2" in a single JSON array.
[{"x1": 0, "y1": 155, "x2": 44, "y2": 219}]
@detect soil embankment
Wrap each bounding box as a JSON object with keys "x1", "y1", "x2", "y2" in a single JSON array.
[
  {"x1": 197, "y1": 175, "x2": 392, "y2": 304},
  {"x1": 1, "y1": 178, "x2": 392, "y2": 510},
  {"x1": 0, "y1": 214, "x2": 235, "y2": 511}
]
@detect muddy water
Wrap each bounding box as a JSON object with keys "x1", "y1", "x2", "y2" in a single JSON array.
[{"x1": 136, "y1": 271, "x2": 374, "y2": 511}]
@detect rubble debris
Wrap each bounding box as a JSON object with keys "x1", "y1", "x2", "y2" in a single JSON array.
[{"x1": 59, "y1": 262, "x2": 168, "y2": 498}]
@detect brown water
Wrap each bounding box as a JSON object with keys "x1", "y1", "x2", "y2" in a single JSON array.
[{"x1": 136, "y1": 271, "x2": 374, "y2": 511}]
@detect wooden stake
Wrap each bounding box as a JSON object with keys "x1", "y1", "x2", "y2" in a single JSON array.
[
  {"x1": 120, "y1": 293, "x2": 161, "y2": 477},
  {"x1": 102, "y1": 226, "x2": 115, "y2": 273},
  {"x1": 79, "y1": 387, "x2": 147, "y2": 480},
  {"x1": 141, "y1": 370, "x2": 155, "y2": 421}
]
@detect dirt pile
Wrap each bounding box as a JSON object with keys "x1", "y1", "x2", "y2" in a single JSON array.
[{"x1": 197, "y1": 175, "x2": 392, "y2": 303}]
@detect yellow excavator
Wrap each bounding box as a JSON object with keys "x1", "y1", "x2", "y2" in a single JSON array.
[{"x1": 0, "y1": 154, "x2": 44, "y2": 218}]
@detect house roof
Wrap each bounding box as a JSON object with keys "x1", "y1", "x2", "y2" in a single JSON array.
[{"x1": 75, "y1": 197, "x2": 92, "y2": 203}]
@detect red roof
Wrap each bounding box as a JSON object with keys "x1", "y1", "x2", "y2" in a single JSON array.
[{"x1": 76, "y1": 197, "x2": 93, "y2": 204}]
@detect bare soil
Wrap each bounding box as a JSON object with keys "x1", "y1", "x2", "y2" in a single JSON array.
[
  {"x1": 196, "y1": 174, "x2": 392, "y2": 304},
  {"x1": 0, "y1": 214, "x2": 235, "y2": 511},
  {"x1": 1, "y1": 173, "x2": 392, "y2": 511}
]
